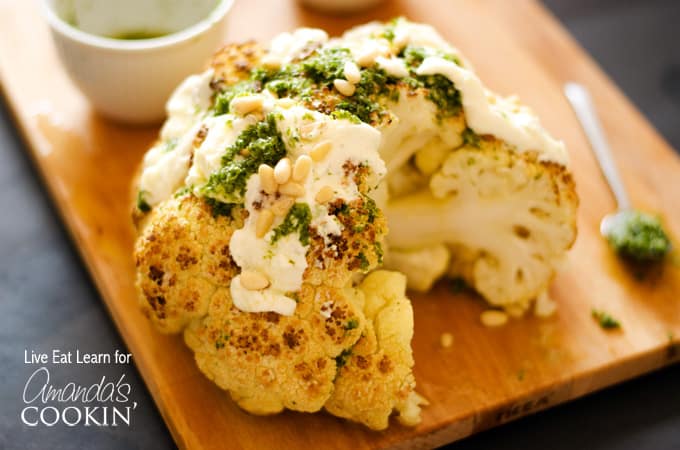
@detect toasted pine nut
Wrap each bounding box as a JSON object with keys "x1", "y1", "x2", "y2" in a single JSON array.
[
  {"x1": 392, "y1": 30, "x2": 409, "y2": 49},
  {"x1": 356, "y1": 49, "x2": 379, "y2": 67},
  {"x1": 343, "y1": 61, "x2": 361, "y2": 84},
  {"x1": 231, "y1": 95, "x2": 263, "y2": 116},
  {"x1": 439, "y1": 332, "x2": 454, "y2": 348},
  {"x1": 292, "y1": 155, "x2": 312, "y2": 182},
  {"x1": 277, "y1": 98, "x2": 296, "y2": 109},
  {"x1": 258, "y1": 164, "x2": 277, "y2": 194},
  {"x1": 240, "y1": 270, "x2": 270, "y2": 290},
  {"x1": 255, "y1": 209, "x2": 274, "y2": 238},
  {"x1": 279, "y1": 181, "x2": 305, "y2": 197},
  {"x1": 309, "y1": 141, "x2": 332, "y2": 162},
  {"x1": 260, "y1": 54, "x2": 281, "y2": 69},
  {"x1": 315, "y1": 186, "x2": 334, "y2": 204},
  {"x1": 271, "y1": 196, "x2": 295, "y2": 216},
  {"x1": 480, "y1": 310, "x2": 508, "y2": 327},
  {"x1": 333, "y1": 79, "x2": 356, "y2": 96},
  {"x1": 274, "y1": 158, "x2": 292, "y2": 184}
]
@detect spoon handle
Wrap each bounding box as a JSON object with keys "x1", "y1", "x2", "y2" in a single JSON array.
[{"x1": 563, "y1": 82, "x2": 631, "y2": 210}]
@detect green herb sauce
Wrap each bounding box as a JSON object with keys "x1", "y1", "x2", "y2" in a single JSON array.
[
  {"x1": 212, "y1": 43, "x2": 463, "y2": 124},
  {"x1": 592, "y1": 309, "x2": 621, "y2": 330},
  {"x1": 202, "y1": 114, "x2": 286, "y2": 204},
  {"x1": 270, "y1": 203, "x2": 312, "y2": 246},
  {"x1": 136, "y1": 190, "x2": 151, "y2": 213},
  {"x1": 606, "y1": 211, "x2": 671, "y2": 262}
]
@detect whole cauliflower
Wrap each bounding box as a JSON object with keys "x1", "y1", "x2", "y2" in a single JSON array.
[{"x1": 132, "y1": 17, "x2": 578, "y2": 429}]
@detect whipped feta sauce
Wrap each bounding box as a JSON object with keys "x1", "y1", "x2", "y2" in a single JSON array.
[
  {"x1": 266, "y1": 28, "x2": 329, "y2": 64},
  {"x1": 138, "y1": 69, "x2": 214, "y2": 206},
  {"x1": 416, "y1": 57, "x2": 568, "y2": 165}
]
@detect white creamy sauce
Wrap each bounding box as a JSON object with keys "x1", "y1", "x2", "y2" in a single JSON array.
[
  {"x1": 375, "y1": 56, "x2": 409, "y2": 78},
  {"x1": 138, "y1": 69, "x2": 214, "y2": 206},
  {"x1": 267, "y1": 28, "x2": 328, "y2": 64},
  {"x1": 416, "y1": 57, "x2": 568, "y2": 165}
]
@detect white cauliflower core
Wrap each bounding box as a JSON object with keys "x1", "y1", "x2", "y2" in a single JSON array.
[{"x1": 133, "y1": 18, "x2": 578, "y2": 429}]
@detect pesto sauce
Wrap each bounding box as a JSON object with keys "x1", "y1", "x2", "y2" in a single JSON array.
[
  {"x1": 270, "y1": 203, "x2": 312, "y2": 246},
  {"x1": 592, "y1": 309, "x2": 621, "y2": 330},
  {"x1": 606, "y1": 211, "x2": 671, "y2": 262},
  {"x1": 204, "y1": 197, "x2": 234, "y2": 218},
  {"x1": 462, "y1": 127, "x2": 480, "y2": 147},
  {"x1": 202, "y1": 114, "x2": 286, "y2": 204},
  {"x1": 109, "y1": 30, "x2": 170, "y2": 40},
  {"x1": 212, "y1": 43, "x2": 463, "y2": 124},
  {"x1": 335, "y1": 348, "x2": 352, "y2": 368},
  {"x1": 136, "y1": 190, "x2": 151, "y2": 213}
]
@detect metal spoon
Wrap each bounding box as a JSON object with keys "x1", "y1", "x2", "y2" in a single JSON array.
[{"x1": 563, "y1": 82, "x2": 670, "y2": 261}]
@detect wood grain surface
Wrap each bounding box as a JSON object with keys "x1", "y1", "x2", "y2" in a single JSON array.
[{"x1": 1, "y1": 0, "x2": 679, "y2": 448}]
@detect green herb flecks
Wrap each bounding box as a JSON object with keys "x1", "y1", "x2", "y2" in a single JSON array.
[
  {"x1": 136, "y1": 190, "x2": 151, "y2": 213},
  {"x1": 592, "y1": 309, "x2": 621, "y2": 330},
  {"x1": 462, "y1": 127, "x2": 480, "y2": 147},
  {"x1": 345, "y1": 318, "x2": 359, "y2": 331},
  {"x1": 215, "y1": 333, "x2": 230, "y2": 349},
  {"x1": 335, "y1": 349, "x2": 352, "y2": 368},
  {"x1": 202, "y1": 114, "x2": 286, "y2": 204},
  {"x1": 270, "y1": 203, "x2": 312, "y2": 246},
  {"x1": 374, "y1": 241, "x2": 384, "y2": 265},
  {"x1": 204, "y1": 197, "x2": 234, "y2": 218}
]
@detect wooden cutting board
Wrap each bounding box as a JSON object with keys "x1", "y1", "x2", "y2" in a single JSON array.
[{"x1": 1, "y1": 0, "x2": 679, "y2": 448}]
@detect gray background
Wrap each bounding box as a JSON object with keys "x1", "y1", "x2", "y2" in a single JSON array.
[{"x1": 0, "y1": 0, "x2": 678, "y2": 449}]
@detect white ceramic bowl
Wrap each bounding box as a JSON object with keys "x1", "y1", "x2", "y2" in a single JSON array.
[{"x1": 41, "y1": 0, "x2": 233, "y2": 124}]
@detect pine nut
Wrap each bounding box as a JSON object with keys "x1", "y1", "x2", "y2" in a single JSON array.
[
  {"x1": 480, "y1": 310, "x2": 508, "y2": 327},
  {"x1": 261, "y1": 54, "x2": 281, "y2": 69},
  {"x1": 356, "y1": 49, "x2": 379, "y2": 67},
  {"x1": 309, "y1": 141, "x2": 332, "y2": 162},
  {"x1": 315, "y1": 186, "x2": 334, "y2": 204},
  {"x1": 231, "y1": 95, "x2": 263, "y2": 116},
  {"x1": 439, "y1": 332, "x2": 454, "y2": 348},
  {"x1": 258, "y1": 164, "x2": 277, "y2": 195},
  {"x1": 255, "y1": 209, "x2": 274, "y2": 238},
  {"x1": 274, "y1": 157, "x2": 292, "y2": 184},
  {"x1": 343, "y1": 61, "x2": 361, "y2": 84},
  {"x1": 277, "y1": 98, "x2": 295, "y2": 109},
  {"x1": 392, "y1": 30, "x2": 409, "y2": 49},
  {"x1": 292, "y1": 155, "x2": 312, "y2": 182},
  {"x1": 279, "y1": 181, "x2": 305, "y2": 197},
  {"x1": 333, "y1": 79, "x2": 356, "y2": 96},
  {"x1": 240, "y1": 270, "x2": 270, "y2": 290},
  {"x1": 271, "y1": 196, "x2": 295, "y2": 216}
]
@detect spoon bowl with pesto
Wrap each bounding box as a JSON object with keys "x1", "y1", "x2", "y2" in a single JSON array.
[{"x1": 564, "y1": 82, "x2": 671, "y2": 262}]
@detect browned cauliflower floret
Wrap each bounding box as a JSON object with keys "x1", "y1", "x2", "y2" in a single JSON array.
[
  {"x1": 134, "y1": 195, "x2": 243, "y2": 333},
  {"x1": 325, "y1": 271, "x2": 426, "y2": 430},
  {"x1": 134, "y1": 189, "x2": 417, "y2": 426}
]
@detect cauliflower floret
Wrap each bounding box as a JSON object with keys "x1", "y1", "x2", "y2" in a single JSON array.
[
  {"x1": 385, "y1": 137, "x2": 578, "y2": 312},
  {"x1": 325, "y1": 271, "x2": 426, "y2": 430},
  {"x1": 383, "y1": 244, "x2": 450, "y2": 292},
  {"x1": 134, "y1": 190, "x2": 392, "y2": 414},
  {"x1": 134, "y1": 195, "x2": 243, "y2": 333}
]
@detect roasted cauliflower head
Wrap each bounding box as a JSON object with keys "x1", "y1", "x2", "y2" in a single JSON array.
[{"x1": 133, "y1": 17, "x2": 578, "y2": 429}]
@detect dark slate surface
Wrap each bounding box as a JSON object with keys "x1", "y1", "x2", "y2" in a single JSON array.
[{"x1": 0, "y1": 1, "x2": 678, "y2": 448}]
